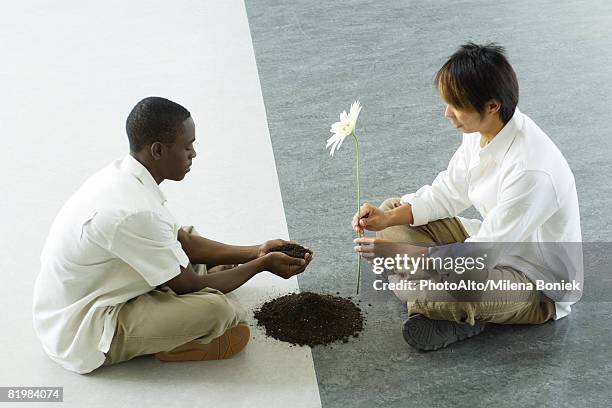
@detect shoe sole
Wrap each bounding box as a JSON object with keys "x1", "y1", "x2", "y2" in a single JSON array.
[
  {"x1": 402, "y1": 316, "x2": 485, "y2": 351},
  {"x1": 156, "y1": 324, "x2": 250, "y2": 362}
]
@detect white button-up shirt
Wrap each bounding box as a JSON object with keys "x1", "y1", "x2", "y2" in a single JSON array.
[
  {"x1": 33, "y1": 155, "x2": 189, "y2": 374},
  {"x1": 401, "y1": 108, "x2": 582, "y2": 319}
]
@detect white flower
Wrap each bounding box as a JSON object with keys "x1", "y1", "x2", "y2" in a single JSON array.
[{"x1": 326, "y1": 101, "x2": 361, "y2": 156}]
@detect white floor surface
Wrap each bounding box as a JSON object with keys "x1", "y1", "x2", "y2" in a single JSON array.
[{"x1": 0, "y1": 1, "x2": 321, "y2": 407}]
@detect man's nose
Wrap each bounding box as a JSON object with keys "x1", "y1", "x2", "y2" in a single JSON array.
[
  {"x1": 191, "y1": 149, "x2": 197, "y2": 159},
  {"x1": 444, "y1": 105, "x2": 453, "y2": 118}
]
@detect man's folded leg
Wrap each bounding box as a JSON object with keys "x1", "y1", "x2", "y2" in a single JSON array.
[
  {"x1": 103, "y1": 287, "x2": 248, "y2": 366},
  {"x1": 376, "y1": 198, "x2": 556, "y2": 351},
  {"x1": 404, "y1": 266, "x2": 556, "y2": 351}
]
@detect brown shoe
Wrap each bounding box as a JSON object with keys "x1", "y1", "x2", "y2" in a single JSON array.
[{"x1": 156, "y1": 324, "x2": 250, "y2": 362}]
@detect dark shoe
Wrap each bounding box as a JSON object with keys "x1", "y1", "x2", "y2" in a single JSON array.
[{"x1": 402, "y1": 314, "x2": 486, "y2": 351}]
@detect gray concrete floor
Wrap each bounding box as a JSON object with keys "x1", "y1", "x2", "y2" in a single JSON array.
[
  {"x1": 245, "y1": 1, "x2": 612, "y2": 407},
  {"x1": 0, "y1": 2, "x2": 321, "y2": 407}
]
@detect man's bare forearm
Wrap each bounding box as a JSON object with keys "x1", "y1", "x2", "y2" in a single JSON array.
[
  {"x1": 178, "y1": 229, "x2": 259, "y2": 265},
  {"x1": 166, "y1": 257, "x2": 267, "y2": 295},
  {"x1": 386, "y1": 203, "x2": 414, "y2": 227},
  {"x1": 194, "y1": 257, "x2": 266, "y2": 294}
]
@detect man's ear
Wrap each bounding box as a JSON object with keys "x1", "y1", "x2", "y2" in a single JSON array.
[
  {"x1": 150, "y1": 142, "x2": 164, "y2": 160},
  {"x1": 487, "y1": 100, "x2": 501, "y2": 115}
]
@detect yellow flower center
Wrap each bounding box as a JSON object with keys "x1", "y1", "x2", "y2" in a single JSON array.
[{"x1": 341, "y1": 123, "x2": 353, "y2": 135}]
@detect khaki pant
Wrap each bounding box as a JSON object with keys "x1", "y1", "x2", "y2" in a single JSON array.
[
  {"x1": 378, "y1": 198, "x2": 555, "y2": 326},
  {"x1": 103, "y1": 226, "x2": 246, "y2": 366}
]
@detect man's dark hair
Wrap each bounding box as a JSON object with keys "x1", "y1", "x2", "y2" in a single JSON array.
[
  {"x1": 126, "y1": 96, "x2": 191, "y2": 152},
  {"x1": 435, "y1": 42, "x2": 519, "y2": 123}
]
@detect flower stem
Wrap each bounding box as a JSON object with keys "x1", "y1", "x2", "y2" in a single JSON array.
[{"x1": 352, "y1": 131, "x2": 361, "y2": 295}]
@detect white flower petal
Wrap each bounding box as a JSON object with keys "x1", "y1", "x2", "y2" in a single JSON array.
[
  {"x1": 326, "y1": 132, "x2": 343, "y2": 149},
  {"x1": 326, "y1": 135, "x2": 337, "y2": 149},
  {"x1": 329, "y1": 139, "x2": 341, "y2": 156},
  {"x1": 335, "y1": 133, "x2": 347, "y2": 152},
  {"x1": 340, "y1": 110, "x2": 349, "y2": 124},
  {"x1": 330, "y1": 121, "x2": 342, "y2": 134},
  {"x1": 348, "y1": 100, "x2": 361, "y2": 125}
]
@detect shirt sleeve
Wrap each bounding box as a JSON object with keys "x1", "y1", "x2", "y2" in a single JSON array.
[
  {"x1": 466, "y1": 170, "x2": 559, "y2": 243},
  {"x1": 108, "y1": 211, "x2": 190, "y2": 287},
  {"x1": 429, "y1": 170, "x2": 560, "y2": 271},
  {"x1": 400, "y1": 138, "x2": 472, "y2": 226}
]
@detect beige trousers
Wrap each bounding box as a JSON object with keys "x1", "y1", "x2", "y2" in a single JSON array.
[
  {"x1": 103, "y1": 226, "x2": 246, "y2": 366},
  {"x1": 378, "y1": 198, "x2": 555, "y2": 326}
]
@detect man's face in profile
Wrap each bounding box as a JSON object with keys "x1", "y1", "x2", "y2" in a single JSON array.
[
  {"x1": 160, "y1": 116, "x2": 197, "y2": 181},
  {"x1": 444, "y1": 102, "x2": 483, "y2": 134}
]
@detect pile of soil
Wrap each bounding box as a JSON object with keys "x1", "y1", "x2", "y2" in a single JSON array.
[
  {"x1": 269, "y1": 243, "x2": 312, "y2": 259},
  {"x1": 254, "y1": 292, "x2": 364, "y2": 346}
]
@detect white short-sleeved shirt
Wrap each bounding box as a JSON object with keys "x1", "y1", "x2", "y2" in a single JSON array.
[
  {"x1": 401, "y1": 108, "x2": 583, "y2": 319},
  {"x1": 33, "y1": 155, "x2": 189, "y2": 374}
]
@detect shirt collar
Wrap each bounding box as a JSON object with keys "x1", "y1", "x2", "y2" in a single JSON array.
[
  {"x1": 479, "y1": 107, "x2": 524, "y2": 164},
  {"x1": 119, "y1": 154, "x2": 167, "y2": 205}
]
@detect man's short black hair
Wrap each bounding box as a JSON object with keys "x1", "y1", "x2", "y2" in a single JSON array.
[
  {"x1": 126, "y1": 96, "x2": 191, "y2": 152},
  {"x1": 435, "y1": 42, "x2": 519, "y2": 123}
]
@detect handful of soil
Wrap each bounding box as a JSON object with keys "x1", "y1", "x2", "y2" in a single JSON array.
[
  {"x1": 254, "y1": 292, "x2": 364, "y2": 346},
  {"x1": 269, "y1": 243, "x2": 312, "y2": 259}
]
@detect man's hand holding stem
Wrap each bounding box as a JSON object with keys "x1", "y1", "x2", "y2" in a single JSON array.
[
  {"x1": 351, "y1": 201, "x2": 426, "y2": 262},
  {"x1": 351, "y1": 202, "x2": 415, "y2": 234}
]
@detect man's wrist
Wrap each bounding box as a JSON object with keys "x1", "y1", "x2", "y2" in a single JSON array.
[
  {"x1": 254, "y1": 254, "x2": 269, "y2": 272},
  {"x1": 250, "y1": 245, "x2": 262, "y2": 260},
  {"x1": 232, "y1": 245, "x2": 260, "y2": 263},
  {"x1": 385, "y1": 208, "x2": 399, "y2": 228},
  {"x1": 234, "y1": 256, "x2": 267, "y2": 278},
  {"x1": 388, "y1": 203, "x2": 414, "y2": 227}
]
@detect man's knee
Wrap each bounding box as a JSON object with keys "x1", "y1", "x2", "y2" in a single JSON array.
[
  {"x1": 376, "y1": 197, "x2": 423, "y2": 243},
  {"x1": 181, "y1": 225, "x2": 202, "y2": 237},
  {"x1": 379, "y1": 197, "x2": 402, "y2": 212},
  {"x1": 409, "y1": 300, "x2": 476, "y2": 325},
  {"x1": 201, "y1": 294, "x2": 241, "y2": 327}
]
